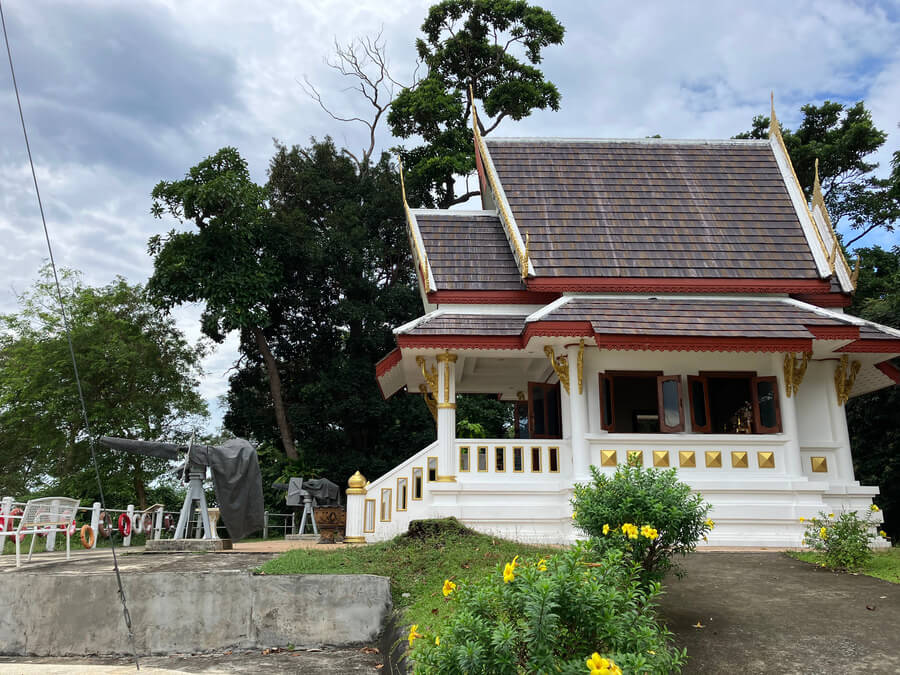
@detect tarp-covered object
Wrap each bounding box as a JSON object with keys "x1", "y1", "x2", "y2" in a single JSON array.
[
  {"x1": 285, "y1": 477, "x2": 341, "y2": 507},
  {"x1": 99, "y1": 436, "x2": 264, "y2": 542}
]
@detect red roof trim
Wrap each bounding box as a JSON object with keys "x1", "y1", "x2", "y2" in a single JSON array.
[
  {"x1": 375, "y1": 348, "x2": 403, "y2": 378},
  {"x1": 526, "y1": 277, "x2": 832, "y2": 294},
  {"x1": 838, "y1": 339, "x2": 900, "y2": 353},
  {"x1": 792, "y1": 293, "x2": 853, "y2": 308},
  {"x1": 875, "y1": 360, "x2": 900, "y2": 384},
  {"x1": 805, "y1": 325, "x2": 859, "y2": 340},
  {"x1": 523, "y1": 321, "x2": 594, "y2": 342},
  {"x1": 591, "y1": 334, "x2": 813, "y2": 353},
  {"x1": 427, "y1": 290, "x2": 559, "y2": 305},
  {"x1": 396, "y1": 334, "x2": 523, "y2": 350}
]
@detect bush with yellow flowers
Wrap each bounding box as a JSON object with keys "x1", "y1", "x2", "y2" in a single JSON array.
[
  {"x1": 408, "y1": 543, "x2": 687, "y2": 674},
  {"x1": 572, "y1": 460, "x2": 712, "y2": 584},
  {"x1": 801, "y1": 505, "x2": 886, "y2": 571}
]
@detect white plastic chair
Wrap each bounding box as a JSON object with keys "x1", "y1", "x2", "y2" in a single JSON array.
[{"x1": 14, "y1": 497, "x2": 80, "y2": 568}]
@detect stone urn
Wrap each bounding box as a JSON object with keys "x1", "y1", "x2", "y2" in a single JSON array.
[{"x1": 315, "y1": 506, "x2": 347, "y2": 543}]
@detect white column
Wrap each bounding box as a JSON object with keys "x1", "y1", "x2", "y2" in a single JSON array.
[
  {"x1": 0, "y1": 497, "x2": 12, "y2": 549},
  {"x1": 344, "y1": 471, "x2": 367, "y2": 543},
  {"x1": 773, "y1": 354, "x2": 803, "y2": 477},
  {"x1": 123, "y1": 504, "x2": 135, "y2": 547},
  {"x1": 567, "y1": 343, "x2": 590, "y2": 481},
  {"x1": 90, "y1": 502, "x2": 101, "y2": 549},
  {"x1": 435, "y1": 352, "x2": 458, "y2": 481},
  {"x1": 824, "y1": 364, "x2": 856, "y2": 483}
]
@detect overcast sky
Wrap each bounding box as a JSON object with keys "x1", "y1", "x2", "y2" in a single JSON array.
[{"x1": 2, "y1": 0, "x2": 899, "y2": 433}]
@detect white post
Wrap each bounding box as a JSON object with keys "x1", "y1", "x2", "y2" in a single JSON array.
[
  {"x1": 435, "y1": 352, "x2": 457, "y2": 481},
  {"x1": 773, "y1": 354, "x2": 803, "y2": 477},
  {"x1": 154, "y1": 509, "x2": 163, "y2": 540},
  {"x1": 90, "y1": 502, "x2": 101, "y2": 549},
  {"x1": 344, "y1": 471, "x2": 367, "y2": 544},
  {"x1": 123, "y1": 504, "x2": 134, "y2": 547},
  {"x1": 263, "y1": 511, "x2": 269, "y2": 539},
  {"x1": 825, "y1": 365, "x2": 856, "y2": 483},
  {"x1": 45, "y1": 499, "x2": 60, "y2": 552},
  {"x1": 1, "y1": 497, "x2": 12, "y2": 549},
  {"x1": 567, "y1": 342, "x2": 590, "y2": 481}
]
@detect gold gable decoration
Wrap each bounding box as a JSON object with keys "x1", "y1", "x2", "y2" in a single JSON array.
[
  {"x1": 783, "y1": 351, "x2": 811, "y2": 397},
  {"x1": 812, "y1": 158, "x2": 855, "y2": 286},
  {"x1": 543, "y1": 346, "x2": 570, "y2": 394},
  {"x1": 834, "y1": 354, "x2": 861, "y2": 406},
  {"x1": 399, "y1": 160, "x2": 431, "y2": 293}
]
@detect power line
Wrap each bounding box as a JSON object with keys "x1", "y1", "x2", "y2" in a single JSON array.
[{"x1": 0, "y1": 2, "x2": 140, "y2": 669}]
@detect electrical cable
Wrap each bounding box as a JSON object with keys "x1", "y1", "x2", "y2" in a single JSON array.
[{"x1": 0, "y1": 2, "x2": 140, "y2": 669}]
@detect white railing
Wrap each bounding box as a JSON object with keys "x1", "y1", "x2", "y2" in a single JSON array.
[{"x1": 454, "y1": 439, "x2": 572, "y2": 481}]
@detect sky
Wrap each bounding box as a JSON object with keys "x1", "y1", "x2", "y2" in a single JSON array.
[{"x1": 1, "y1": 0, "x2": 899, "y2": 434}]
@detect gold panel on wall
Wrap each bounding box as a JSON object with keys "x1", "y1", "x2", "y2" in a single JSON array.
[
  {"x1": 653, "y1": 450, "x2": 669, "y2": 467},
  {"x1": 627, "y1": 450, "x2": 643, "y2": 466},
  {"x1": 600, "y1": 450, "x2": 617, "y2": 467},
  {"x1": 679, "y1": 451, "x2": 696, "y2": 468},
  {"x1": 810, "y1": 456, "x2": 828, "y2": 473},
  {"x1": 705, "y1": 451, "x2": 722, "y2": 468},
  {"x1": 757, "y1": 451, "x2": 776, "y2": 469},
  {"x1": 731, "y1": 451, "x2": 749, "y2": 468}
]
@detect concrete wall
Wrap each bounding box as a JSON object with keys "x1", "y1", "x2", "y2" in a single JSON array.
[{"x1": 0, "y1": 571, "x2": 391, "y2": 656}]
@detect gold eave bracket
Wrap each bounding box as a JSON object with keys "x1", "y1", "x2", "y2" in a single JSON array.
[
  {"x1": 543, "y1": 345, "x2": 570, "y2": 394},
  {"x1": 783, "y1": 351, "x2": 811, "y2": 397},
  {"x1": 834, "y1": 354, "x2": 861, "y2": 405}
]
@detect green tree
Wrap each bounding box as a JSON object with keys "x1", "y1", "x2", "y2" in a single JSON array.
[
  {"x1": 0, "y1": 269, "x2": 207, "y2": 507},
  {"x1": 147, "y1": 147, "x2": 299, "y2": 460},
  {"x1": 223, "y1": 140, "x2": 434, "y2": 491},
  {"x1": 388, "y1": 0, "x2": 565, "y2": 207},
  {"x1": 845, "y1": 245, "x2": 900, "y2": 539},
  {"x1": 736, "y1": 101, "x2": 900, "y2": 245}
]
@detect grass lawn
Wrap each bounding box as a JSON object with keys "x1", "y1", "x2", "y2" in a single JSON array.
[
  {"x1": 787, "y1": 547, "x2": 900, "y2": 584},
  {"x1": 258, "y1": 519, "x2": 559, "y2": 633}
]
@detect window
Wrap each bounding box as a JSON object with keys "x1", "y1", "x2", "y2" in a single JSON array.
[
  {"x1": 513, "y1": 446, "x2": 524, "y2": 472},
  {"x1": 459, "y1": 447, "x2": 470, "y2": 472},
  {"x1": 412, "y1": 468, "x2": 423, "y2": 499},
  {"x1": 531, "y1": 446, "x2": 542, "y2": 472},
  {"x1": 599, "y1": 371, "x2": 683, "y2": 432},
  {"x1": 427, "y1": 457, "x2": 438, "y2": 482},
  {"x1": 396, "y1": 478, "x2": 408, "y2": 511},
  {"x1": 477, "y1": 447, "x2": 488, "y2": 472},
  {"x1": 528, "y1": 382, "x2": 562, "y2": 438},
  {"x1": 690, "y1": 373, "x2": 782, "y2": 434},
  {"x1": 364, "y1": 500, "x2": 376, "y2": 532},
  {"x1": 548, "y1": 447, "x2": 560, "y2": 473},
  {"x1": 380, "y1": 488, "x2": 392, "y2": 522},
  {"x1": 495, "y1": 446, "x2": 506, "y2": 472}
]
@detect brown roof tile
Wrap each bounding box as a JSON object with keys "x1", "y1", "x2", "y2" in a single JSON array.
[
  {"x1": 407, "y1": 314, "x2": 527, "y2": 336},
  {"x1": 485, "y1": 139, "x2": 821, "y2": 280}
]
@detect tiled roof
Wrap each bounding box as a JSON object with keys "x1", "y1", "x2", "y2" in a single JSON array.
[
  {"x1": 415, "y1": 213, "x2": 522, "y2": 291},
  {"x1": 406, "y1": 314, "x2": 527, "y2": 336},
  {"x1": 541, "y1": 298, "x2": 849, "y2": 339},
  {"x1": 485, "y1": 139, "x2": 821, "y2": 280}
]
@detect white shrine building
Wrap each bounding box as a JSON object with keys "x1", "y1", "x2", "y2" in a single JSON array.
[{"x1": 343, "y1": 103, "x2": 900, "y2": 547}]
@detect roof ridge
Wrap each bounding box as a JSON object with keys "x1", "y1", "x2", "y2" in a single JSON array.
[{"x1": 485, "y1": 137, "x2": 769, "y2": 146}]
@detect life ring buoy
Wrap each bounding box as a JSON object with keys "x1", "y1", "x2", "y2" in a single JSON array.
[
  {"x1": 80, "y1": 524, "x2": 95, "y2": 548},
  {"x1": 117, "y1": 513, "x2": 132, "y2": 537},
  {"x1": 67, "y1": 521, "x2": 76, "y2": 536},
  {"x1": 141, "y1": 513, "x2": 153, "y2": 534},
  {"x1": 98, "y1": 511, "x2": 112, "y2": 538},
  {"x1": 9, "y1": 508, "x2": 25, "y2": 542},
  {"x1": 133, "y1": 513, "x2": 143, "y2": 534},
  {"x1": 163, "y1": 514, "x2": 173, "y2": 532}
]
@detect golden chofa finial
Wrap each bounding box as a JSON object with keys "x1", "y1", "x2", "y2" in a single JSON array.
[
  {"x1": 398, "y1": 157, "x2": 408, "y2": 205},
  {"x1": 851, "y1": 255, "x2": 861, "y2": 287},
  {"x1": 769, "y1": 91, "x2": 779, "y2": 138},
  {"x1": 469, "y1": 84, "x2": 479, "y2": 138}
]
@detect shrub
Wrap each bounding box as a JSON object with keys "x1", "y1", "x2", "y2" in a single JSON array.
[
  {"x1": 801, "y1": 506, "x2": 883, "y2": 571},
  {"x1": 572, "y1": 460, "x2": 712, "y2": 583},
  {"x1": 409, "y1": 544, "x2": 687, "y2": 674}
]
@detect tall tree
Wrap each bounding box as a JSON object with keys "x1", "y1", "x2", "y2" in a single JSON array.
[
  {"x1": 736, "y1": 101, "x2": 900, "y2": 246},
  {"x1": 388, "y1": 0, "x2": 565, "y2": 207},
  {"x1": 0, "y1": 269, "x2": 207, "y2": 506},
  {"x1": 223, "y1": 140, "x2": 434, "y2": 487},
  {"x1": 147, "y1": 147, "x2": 299, "y2": 460}
]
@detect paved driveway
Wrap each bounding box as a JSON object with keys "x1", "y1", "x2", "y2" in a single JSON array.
[{"x1": 658, "y1": 552, "x2": 900, "y2": 674}]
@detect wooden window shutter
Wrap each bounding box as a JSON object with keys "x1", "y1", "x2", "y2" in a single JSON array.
[
  {"x1": 751, "y1": 376, "x2": 782, "y2": 434},
  {"x1": 599, "y1": 372, "x2": 615, "y2": 432},
  {"x1": 657, "y1": 375, "x2": 685, "y2": 432},
  {"x1": 687, "y1": 375, "x2": 711, "y2": 433}
]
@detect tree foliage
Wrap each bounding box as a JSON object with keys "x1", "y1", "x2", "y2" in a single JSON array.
[
  {"x1": 147, "y1": 147, "x2": 299, "y2": 459},
  {"x1": 388, "y1": 0, "x2": 564, "y2": 207},
  {"x1": 736, "y1": 101, "x2": 900, "y2": 245},
  {"x1": 223, "y1": 140, "x2": 434, "y2": 492},
  {"x1": 0, "y1": 269, "x2": 207, "y2": 507}
]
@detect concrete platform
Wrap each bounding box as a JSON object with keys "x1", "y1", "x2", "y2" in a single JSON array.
[{"x1": 145, "y1": 538, "x2": 233, "y2": 552}]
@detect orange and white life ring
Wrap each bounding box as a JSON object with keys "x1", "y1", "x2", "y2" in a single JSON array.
[
  {"x1": 98, "y1": 511, "x2": 112, "y2": 538},
  {"x1": 141, "y1": 513, "x2": 153, "y2": 534},
  {"x1": 9, "y1": 508, "x2": 25, "y2": 542},
  {"x1": 117, "y1": 513, "x2": 132, "y2": 537},
  {"x1": 80, "y1": 524, "x2": 95, "y2": 548},
  {"x1": 67, "y1": 521, "x2": 77, "y2": 536},
  {"x1": 163, "y1": 514, "x2": 174, "y2": 532}
]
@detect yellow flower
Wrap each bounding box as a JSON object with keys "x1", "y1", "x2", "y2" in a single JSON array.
[
  {"x1": 702, "y1": 535, "x2": 708, "y2": 542},
  {"x1": 435, "y1": 635, "x2": 440, "y2": 646},
  {"x1": 537, "y1": 558, "x2": 548, "y2": 572},
  {"x1": 820, "y1": 527, "x2": 828, "y2": 539},
  {"x1": 602, "y1": 524, "x2": 610, "y2": 535},
  {"x1": 408, "y1": 624, "x2": 422, "y2": 647},
  {"x1": 799, "y1": 517, "x2": 805, "y2": 522},
  {"x1": 871, "y1": 504, "x2": 880, "y2": 512},
  {"x1": 802, "y1": 539, "x2": 806, "y2": 546},
  {"x1": 503, "y1": 555, "x2": 519, "y2": 583},
  {"x1": 586, "y1": 651, "x2": 622, "y2": 675},
  {"x1": 572, "y1": 511, "x2": 577, "y2": 520},
  {"x1": 879, "y1": 530, "x2": 888, "y2": 538},
  {"x1": 621, "y1": 523, "x2": 638, "y2": 540},
  {"x1": 640, "y1": 525, "x2": 658, "y2": 540},
  {"x1": 442, "y1": 579, "x2": 457, "y2": 597},
  {"x1": 828, "y1": 513, "x2": 834, "y2": 519},
  {"x1": 704, "y1": 518, "x2": 715, "y2": 529}
]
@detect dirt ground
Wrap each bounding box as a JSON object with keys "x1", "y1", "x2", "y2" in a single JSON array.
[{"x1": 657, "y1": 552, "x2": 900, "y2": 674}]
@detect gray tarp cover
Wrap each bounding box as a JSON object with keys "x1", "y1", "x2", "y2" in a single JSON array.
[
  {"x1": 285, "y1": 477, "x2": 341, "y2": 507},
  {"x1": 99, "y1": 436, "x2": 264, "y2": 542}
]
